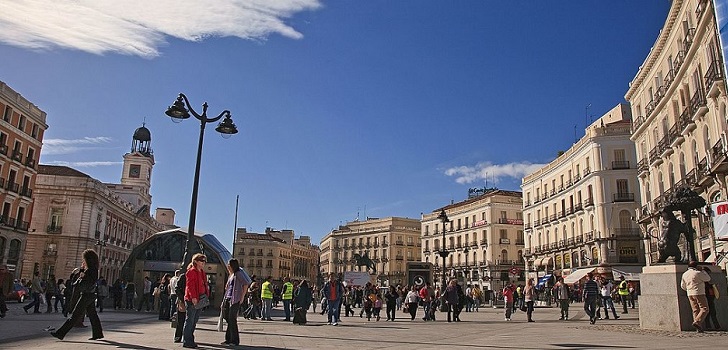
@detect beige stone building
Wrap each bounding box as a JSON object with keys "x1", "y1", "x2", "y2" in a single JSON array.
[
  {"x1": 319, "y1": 217, "x2": 421, "y2": 286},
  {"x1": 421, "y1": 190, "x2": 524, "y2": 292},
  {"x1": 23, "y1": 125, "x2": 167, "y2": 281},
  {"x1": 627, "y1": 0, "x2": 727, "y2": 267},
  {"x1": 522, "y1": 104, "x2": 645, "y2": 284},
  {"x1": 0, "y1": 81, "x2": 47, "y2": 279},
  {"x1": 232, "y1": 227, "x2": 319, "y2": 284}
]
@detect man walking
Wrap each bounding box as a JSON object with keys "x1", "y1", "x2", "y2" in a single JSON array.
[
  {"x1": 322, "y1": 273, "x2": 344, "y2": 326},
  {"x1": 281, "y1": 277, "x2": 294, "y2": 322},
  {"x1": 680, "y1": 261, "x2": 711, "y2": 332},
  {"x1": 23, "y1": 271, "x2": 43, "y2": 314},
  {"x1": 582, "y1": 273, "x2": 599, "y2": 324},
  {"x1": 554, "y1": 277, "x2": 570, "y2": 320},
  {"x1": 599, "y1": 277, "x2": 619, "y2": 320},
  {"x1": 137, "y1": 276, "x2": 152, "y2": 312}
]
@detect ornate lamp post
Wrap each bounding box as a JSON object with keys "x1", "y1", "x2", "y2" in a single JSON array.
[
  {"x1": 463, "y1": 246, "x2": 470, "y2": 283},
  {"x1": 437, "y1": 209, "x2": 450, "y2": 311},
  {"x1": 165, "y1": 93, "x2": 238, "y2": 268}
]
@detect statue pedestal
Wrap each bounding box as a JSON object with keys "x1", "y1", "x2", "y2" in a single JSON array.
[{"x1": 639, "y1": 264, "x2": 728, "y2": 331}]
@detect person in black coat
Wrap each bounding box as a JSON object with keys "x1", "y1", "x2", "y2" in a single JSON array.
[{"x1": 51, "y1": 249, "x2": 104, "y2": 341}]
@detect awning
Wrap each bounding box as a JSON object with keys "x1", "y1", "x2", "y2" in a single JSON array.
[
  {"x1": 563, "y1": 268, "x2": 594, "y2": 284},
  {"x1": 537, "y1": 274, "x2": 552, "y2": 287},
  {"x1": 543, "y1": 256, "x2": 554, "y2": 266}
]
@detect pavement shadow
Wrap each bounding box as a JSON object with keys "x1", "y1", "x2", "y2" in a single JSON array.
[{"x1": 550, "y1": 344, "x2": 636, "y2": 349}]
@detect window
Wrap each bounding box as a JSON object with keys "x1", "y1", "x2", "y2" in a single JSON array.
[
  {"x1": 2, "y1": 106, "x2": 11, "y2": 122},
  {"x1": 18, "y1": 115, "x2": 26, "y2": 132},
  {"x1": 0, "y1": 236, "x2": 5, "y2": 262},
  {"x1": 31, "y1": 124, "x2": 39, "y2": 138},
  {"x1": 617, "y1": 179, "x2": 629, "y2": 194},
  {"x1": 500, "y1": 229, "x2": 507, "y2": 239},
  {"x1": 7, "y1": 239, "x2": 21, "y2": 265},
  {"x1": 128, "y1": 164, "x2": 141, "y2": 178}
]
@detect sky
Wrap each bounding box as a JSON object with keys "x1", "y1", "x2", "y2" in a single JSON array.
[{"x1": 0, "y1": 1, "x2": 672, "y2": 249}]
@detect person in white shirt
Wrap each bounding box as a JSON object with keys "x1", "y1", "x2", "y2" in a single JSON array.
[
  {"x1": 681, "y1": 261, "x2": 711, "y2": 332},
  {"x1": 599, "y1": 278, "x2": 619, "y2": 320}
]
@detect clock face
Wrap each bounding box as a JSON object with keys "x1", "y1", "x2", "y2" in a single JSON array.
[{"x1": 129, "y1": 164, "x2": 141, "y2": 178}]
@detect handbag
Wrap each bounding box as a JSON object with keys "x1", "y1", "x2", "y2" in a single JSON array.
[
  {"x1": 195, "y1": 294, "x2": 210, "y2": 310},
  {"x1": 519, "y1": 304, "x2": 527, "y2": 312}
]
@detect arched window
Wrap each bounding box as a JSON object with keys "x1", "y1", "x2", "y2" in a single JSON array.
[
  {"x1": 562, "y1": 225, "x2": 567, "y2": 241},
  {"x1": 517, "y1": 250, "x2": 523, "y2": 263},
  {"x1": 668, "y1": 163, "x2": 675, "y2": 188},
  {"x1": 679, "y1": 153, "x2": 686, "y2": 179},
  {"x1": 501, "y1": 249, "x2": 509, "y2": 262},
  {"x1": 591, "y1": 247, "x2": 599, "y2": 264},
  {"x1": 658, "y1": 172, "x2": 665, "y2": 195}
]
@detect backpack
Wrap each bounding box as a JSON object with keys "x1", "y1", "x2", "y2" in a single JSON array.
[{"x1": 174, "y1": 273, "x2": 186, "y2": 299}]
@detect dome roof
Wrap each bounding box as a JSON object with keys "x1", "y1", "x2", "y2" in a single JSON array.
[{"x1": 133, "y1": 125, "x2": 151, "y2": 142}]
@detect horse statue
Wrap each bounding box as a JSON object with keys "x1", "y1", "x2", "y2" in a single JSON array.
[{"x1": 353, "y1": 252, "x2": 376, "y2": 274}]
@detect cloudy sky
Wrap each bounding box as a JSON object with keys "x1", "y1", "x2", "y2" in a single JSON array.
[{"x1": 0, "y1": 1, "x2": 670, "y2": 246}]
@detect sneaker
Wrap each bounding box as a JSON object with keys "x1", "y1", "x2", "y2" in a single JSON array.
[
  {"x1": 327, "y1": 322, "x2": 332, "y2": 325},
  {"x1": 615, "y1": 316, "x2": 620, "y2": 320},
  {"x1": 332, "y1": 322, "x2": 338, "y2": 326}
]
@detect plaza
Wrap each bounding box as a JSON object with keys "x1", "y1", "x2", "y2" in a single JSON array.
[{"x1": 0, "y1": 301, "x2": 725, "y2": 349}]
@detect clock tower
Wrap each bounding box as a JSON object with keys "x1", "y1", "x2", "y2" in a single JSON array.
[{"x1": 120, "y1": 123, "x2": 155, "y2": 209}]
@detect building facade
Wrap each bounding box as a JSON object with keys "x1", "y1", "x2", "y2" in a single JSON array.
[
  {"x1": 23, "y1": 125, "x2": 167, "y2": 281},
  {"x1": 0, "y1": 81, "x2": 47, "y2": 279},
  {"x1": 522, "y1": 104, "x2": 644, "y2": 282},
  {"x1": 421, "y1": 189, "x2": 524, "y2": 292},
  {"x1": 627, "y1": 0, "x2": 728, "y2": 267},
  {"x1": 319, "y1": 217, "x2": 421, "y2": 286},
  {"x1": 232, "y1": 227, "x2": 319, "y2": 284}
]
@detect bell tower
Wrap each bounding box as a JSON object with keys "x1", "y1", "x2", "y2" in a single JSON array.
[{"x1": 120, "y1": 123, "x2": 155, "y2": 208}]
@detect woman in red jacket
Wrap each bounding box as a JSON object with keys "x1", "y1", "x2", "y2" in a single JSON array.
[{"x1": 182, "y1": 253, "x2": 209, "y2": 349}]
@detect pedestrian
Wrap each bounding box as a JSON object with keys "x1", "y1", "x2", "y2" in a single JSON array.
[
  {"x1": 384, "y1": 286, "x2": 398, "y2": 321},
  {"x1": 63, "y1": 269, "x2": 80, "y2": 316},
  {"x1": 282, "y1": 277, "x2": 294, "y2": 322},
  {"x1": 138, "y1": 276, "x2": 152, "y2": 312},
  {"x1": 97, "y1": 278, "x2": 109, "y2": 313},
  {"x1": 0, "y1": 264, "x2": 11, "y2": 318},
  {"x1": 221, "y1": 258, "x2": 251, "y2": 346},
  {"x1": 524, "y1": 278, "x2": 536, "y2": 322},
  {"x1": 158, "y1": 274, "x2": 171, "y2": 320},
  {"x1": 293, "y1": 279, "x2": 312, "y2": 325},
  {"x1": 703, "y1": 266, "x2": 721, "y2": 331},
  {"x1": 444, "y1": 279, "x2": 461, "y2": 322},
  {"x1": 50, "y1": 249, "x2": 103, "y2": 341},
  {"x1": 617, "y1": 276, "x2": 630, "y2": 314},
  {"x1": 125, "y1": 282, "x2": 136, "y2": 310},
  {"x1": 680, "y1": 261, "x2": 711, "y2": 332},
  {"x1": 183, "y1": 253, "x2": 210, "y2": 349},
  {"x1": 628, "y1": 282, "x2": 637, "y2": 308},
  {"x1": 172, "y1": 270, "x2": 186, "y2": 343},
  {"x1": 343, "y1": 287, "x2": 355, "y2": 317},
  {"x1": 554, "y1": 277, "x2": 570, "y2": 320},
  {"x1": 111, "y1": 279, "x2": 123, "y2": 310},
  {"x1": 599, "y1": 277, "x2": 619, "y2": 320},
  {"x1": 54, "y1": 278, "x2": 66, "y2": 313},
  {"x1": 419, "y1": 283, "x2": 432, "y2": 320},
  {"x1": 45, "y1": 275, "x2": 57, "y2": 313},
  {"x1": 247, "y1": 276, "x2": 261, "y2": 320},
  {"x1": 404, "y1": 286, "x2": 418, "y2": 320},
  {"x1": 502, "y1": 283, "x2": 515, "y2": 321},
  {"x1": 322, "y1": 273, "x2": 344, "y2": 325},
  {"x1": 311, "y1": 287, "x2": 318, "y2": 313},
  {"x1": 260, "y1": 276, "x2": 274, "y2": 321},
  {"x1": 373, "y1": 294, "x2": 383, "y2": 321},
  {"x1": 23, "y1": 271, "x2": 43, "y2": 314},
  {"x1": 583, "y1": 273, "x2": 600, "y2": 324}
]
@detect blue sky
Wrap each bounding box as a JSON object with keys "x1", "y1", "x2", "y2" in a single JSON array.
[{"x1": 0, "y1": 1, "x2": 670, "y2": 248}]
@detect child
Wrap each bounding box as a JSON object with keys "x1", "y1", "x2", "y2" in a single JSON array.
[{"x1": 373, "y1": 295, "x2": 383, "y2": 321}]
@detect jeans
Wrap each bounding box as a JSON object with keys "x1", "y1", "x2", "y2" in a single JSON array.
[
  {"x1": 54, "y1": 294, "x2": 65, "y2": 312},
  {"x1": 326, "y1": 298, "x2": 339, "y2": 323},
  {"x1": 183, "y1": 301, "x2": 201, "y2": 346},
  {"x1": 158, "y1": 295, "x2": 170, "y2": 320},
  {"x1": 386, "y1": 304, "x2": 396, "y2": 320},
  {"x1": 559, "y1": 299, "x2": 569, "y2": 318},
  {"x1": 584, "y1": 295, "x2": 598, "y2": 321},
  {"x1": 126, "y1": 293, "x2": 134, "y2": 309},
  {"x1": 422, "y1": 300, "x2": 431, "y2": 320},
  {"x1": 262, "y1": 298, "x2": 272, "y2": 320},
  {"x1": 138, "y1": 293, "x2": 151, "y2": 311},
  {"x1": 620, "y1": 294, "x2": 629, "y2": 313},
  {"x1": 24, "y1": 292, "x2": 41, "y2": 313},
  {"x1": 97, "y1": 296, "x2": 106, "y2": 312},
  {"x1": 222, "y1": 300, "x2": 241, "y2": 345},
  {"x1": 526, "y1": 300, "x2": 534, "y2": 321},
  {"x1": 283, "y1": 299, "x2": 292, "y2": 320},
  {"x1": 504, "y1": 301, "x2": 513, "y2": 319},
  {"x1": 54, "y1": 293, "x2": 103, "y2": 339},
  {"x1": 601, "y1": 296, "x2": 618, "y2": 318}
]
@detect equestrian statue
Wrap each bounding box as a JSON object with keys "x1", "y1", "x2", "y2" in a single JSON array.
[{"x1": 352, "y1": 252, "x2": 376, "y2": 274}]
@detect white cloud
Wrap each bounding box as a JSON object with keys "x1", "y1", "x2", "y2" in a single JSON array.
[
  {"x1": 44, "y1": 160, "x2": 122, "y2": 168},
  {"x1": 0, "y1": 0, "x2": 322, "y2": 57},
  {"x1": 43, "y1": 136, "x2": 114, "y2": 155},
  {"x1": 444, "y1": 161, "x2": 546, "y2": 184}
]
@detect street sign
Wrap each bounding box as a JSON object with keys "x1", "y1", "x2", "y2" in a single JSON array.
[{"x1": 509, "y1": 266, "x2": 521, "y2": 276}]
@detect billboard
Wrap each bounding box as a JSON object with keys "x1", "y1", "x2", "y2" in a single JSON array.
[
  {"x1": 711, "y1": 200, "x2": 728, "y2": 240},
  {"x1": 343, "y1": 271, "x2": 373, "y2": 287}
]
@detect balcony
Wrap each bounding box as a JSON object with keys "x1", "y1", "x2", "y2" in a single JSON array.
[
  {"x1": 10, "y1": 150, "x2": 22, "y2": 163},
  {"x1": 613, "y1": 192, "x2": 635, "y2": 203},
  {"x1": 705, "y1": 58, "x2": 725, "y2": 98},
  {"x1": 669, "y1": 122, "x2": 684, "y2": 148},
  {"x1": 533, "y1": 219, "x2": 541, "y2": 227},
  {"x1": 20, "y1": 187, "x2": 32, "y2": 198},
  {"x1": 47, "y1": 225, "x2": 62, "y2": 234},
  {"x1": 480, "y1": 239, "x2": 488, "y2": 246},
  {"x1": 15, "y1": 221, "x2": 29, "y2": 231},
  {"x1": 566, "y1": 237, "x2": 574, "y2": 247},
  {"x1": 585, "y1": 231, "x2": 595, "y2": 243},
  {"x1": 583, "y1": 167, "x2": 591, "y2": 177},
  {"x1": 43, "y1": 250, "x2": 58, "y2": 257},
  {"x1": 395, "y1": 240, "x2": 404, "y2": 246},
  {"x1": 498, "y1": 218, "x2": 524, "y2": 225},
  {"x1": 25, "y1": 157, "x2": 36, "y2": 168},
  {"x1": 575, "y1": 235, "x2": 583, "y2": 244},
  {"x1": 524, "y1": 200, "x2": 531, "y2": 208},
  {"x1": 524, "y1": 223, "x2": 531, "y2": 230},
  {"x1": 710, "y1": 140, "x2": 728, "y2": 173},
  {"x1": 499, "y1": 238, "x2": 510, "y2": 244},
  {"x1": 690, "y1": 87, "x2": 707, "y2": 120},
  {"x1": 584, "y1": 198, "x2": 594, "y2": 208},
  {"x1": 515, "y1": 240, "x2": 525, "y2": 246},
  {"x1": 549, "y1": 214, "x2": 557, "y2": 222},
  {"x1": 5, "y1": 181, "x2": 19, "y2": 193},
  {"x1": 649, "y1": 146, "x2": 662, "y2": 166},
  {"x1": 406, "y1": 241, "x2": 415, "y2": 247},
  {"x1": 0, "y1": 144, "x2": 6, "y2": 156},
  {"x1": 611, "y1": 160, "x2": 630, "y2": 170},
  {"x1": 381, "y1": 242, "x2": 389, "y2": 247},
  {"x1": 395, "y1": 255, "x2": 404, "y2": 261}
]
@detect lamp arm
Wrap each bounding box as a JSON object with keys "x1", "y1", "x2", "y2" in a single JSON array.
[
  {"x1": 206, "y1": 110, "x2": 231, "y2": 123},
  {"x1": 176, "y1": 93, "x2": 203, "y2": 119}
]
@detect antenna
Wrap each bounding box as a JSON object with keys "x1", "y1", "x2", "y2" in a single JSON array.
[
  {"x1": 574, "y1": 124, "x2": 578, "y2": 144},
  {"x1": 585, "y1": 103, "x2": 592, "y2": 130}
]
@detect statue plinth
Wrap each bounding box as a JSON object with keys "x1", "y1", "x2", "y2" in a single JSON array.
[{"x1": 639, "y1": 264, "x2": 727, "y2": 331}]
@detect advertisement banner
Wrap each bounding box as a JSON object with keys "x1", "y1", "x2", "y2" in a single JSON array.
[
  {"x1": 711, "y1": 200, "x2": 728, "y2": 240},
  {"x1": 343, "y1": 271, "x2": 373, "y2": 287}
]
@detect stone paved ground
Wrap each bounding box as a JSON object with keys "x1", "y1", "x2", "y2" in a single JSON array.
[{"x1": 0, "y1": 300, "x2": 725, "y2": 349}]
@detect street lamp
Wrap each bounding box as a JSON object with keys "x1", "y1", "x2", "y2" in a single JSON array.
[
  {"x1": 437, "y1": 209, "x2": 450, "y2": 311},
  {"x1": 463, "y1": 246, "x2": 470, "y2": 284},
  {"x1": 165, "y1": 93, "x2": 238, "y2": 268}
]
